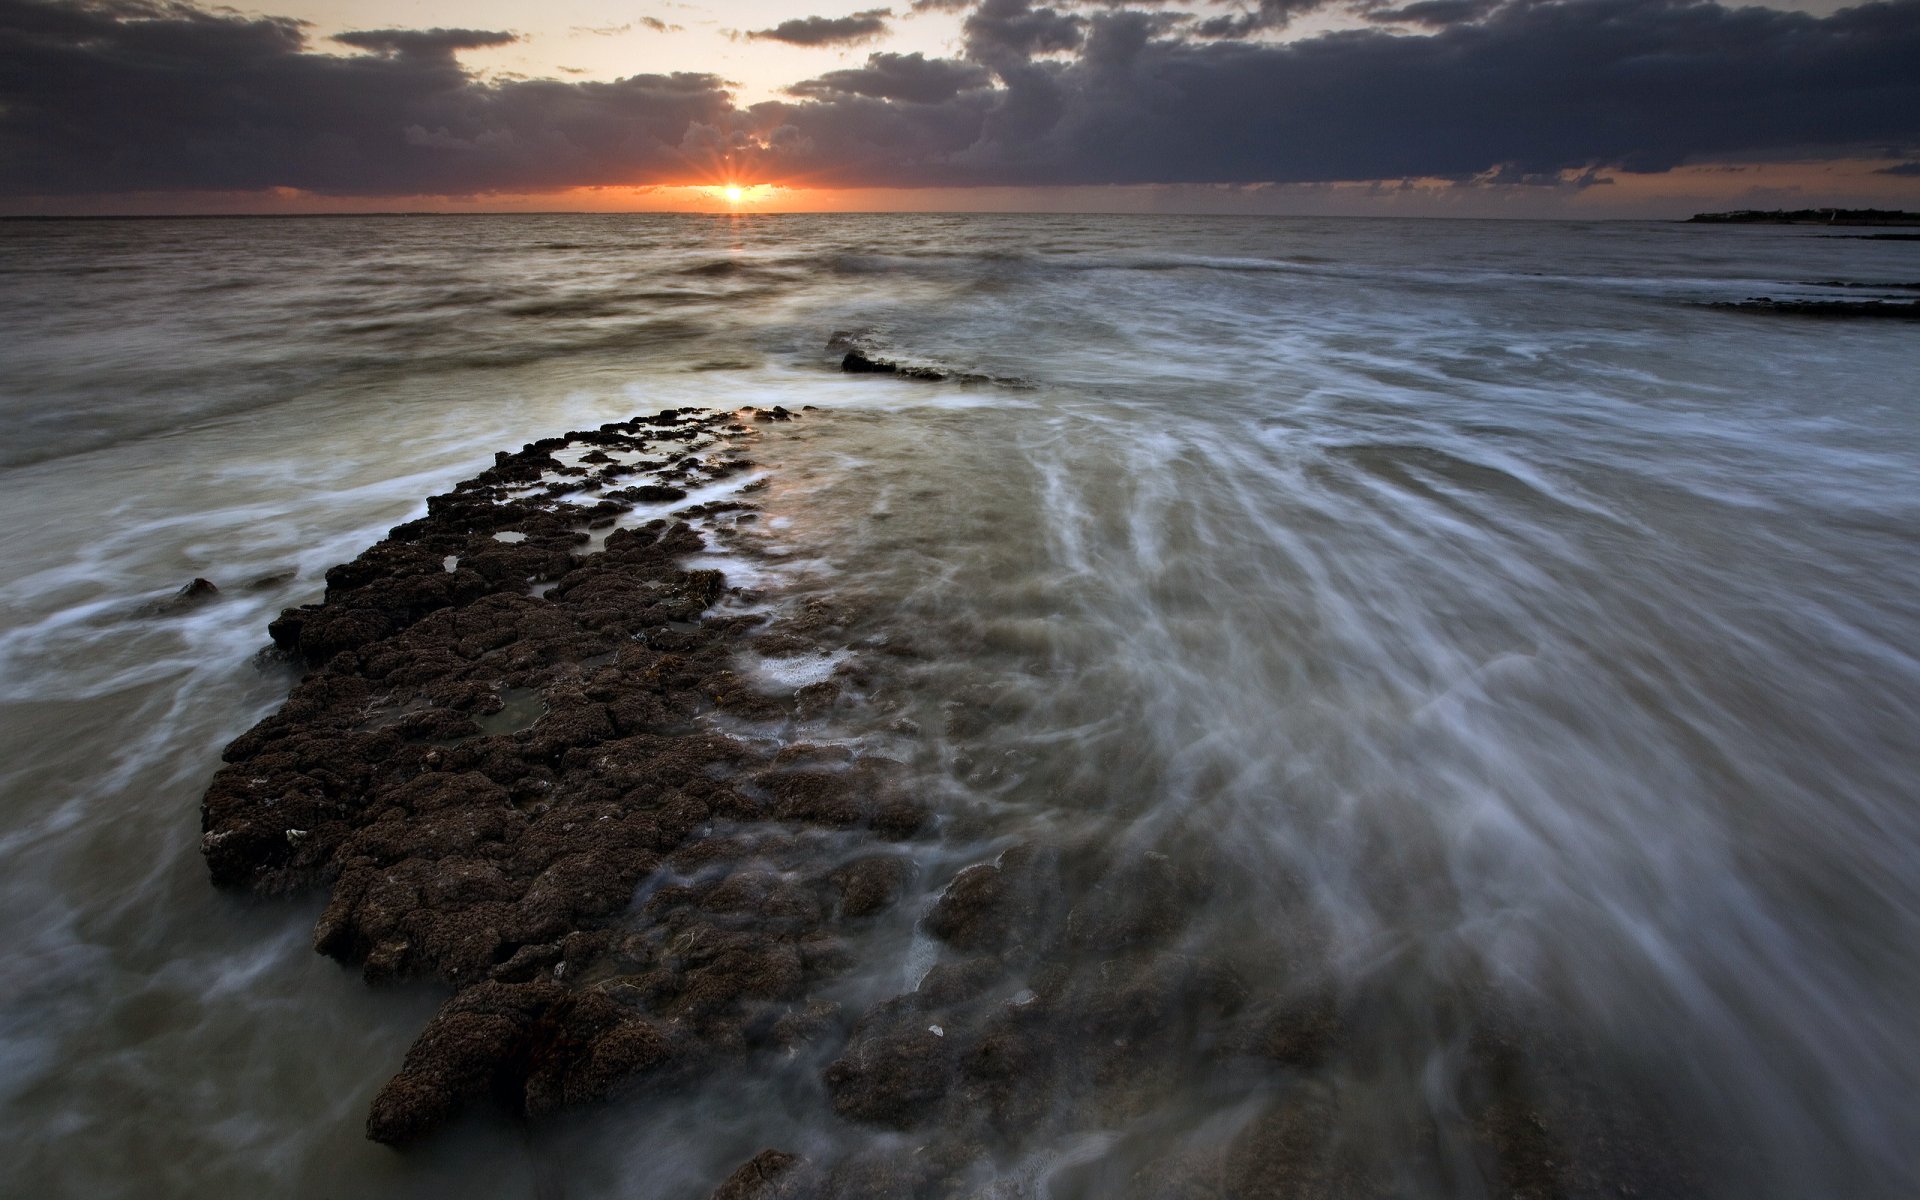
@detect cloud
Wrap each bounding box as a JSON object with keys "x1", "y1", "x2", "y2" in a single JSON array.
[
  {"x1": 789, "y1": 52, "x2": 993, "y2": 103},
  {"x1": 573, "y1": 18, "x2": 682, "y2": 36},
  {"x1": 0, "y1": 0, "x2": 733, "y2": 195},
  {"x1": 962, "y1": 0, "x2": 1085, "y2": 66},
  {"x1": 1361, "y1": 0, "x2": 1503, "y2": 27},
  {"x1": 1876, "y1": 161, "x2": 1920, "y2": 176},
  {"x1": 758, "y1": 0, "x2": 1920, "y2": 185},
  {"x1": 332, "y1": 28, "x2": 517, "y2": 60},
  {"x1": 3, "y1": 0, "x2": 1918, "y2": 200},
  {"x1": 1188, "y1": 0, "x2": 1331, "y2": 38},
  {"x1": 746, "y1": 8, "x2": 893, "y2": 46}
]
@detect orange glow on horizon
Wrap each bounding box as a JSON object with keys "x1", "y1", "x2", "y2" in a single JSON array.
[{"x1": 8, "y1": 158, "x2": 1915, "y2": 219}]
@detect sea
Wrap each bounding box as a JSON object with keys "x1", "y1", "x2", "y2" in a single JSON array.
[{"x1": 0, "y1": 213, "x2": 1916, "y2": 1198}]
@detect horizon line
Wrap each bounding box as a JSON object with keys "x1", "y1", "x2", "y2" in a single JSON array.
[{"x1": 0, "y1": 209, "x2": 1704, "y2": 222}]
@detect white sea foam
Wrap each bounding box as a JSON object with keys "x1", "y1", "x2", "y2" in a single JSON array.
[{"x1": 746, "y1": 649, "x2": 850, "y2": 691}]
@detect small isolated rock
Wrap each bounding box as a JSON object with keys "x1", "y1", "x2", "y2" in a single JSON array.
[
  {"x1": 839, "y1": 350, "x2": 947, "y2": 380},
  {"x1": 138, "y1": 577, "x2": 221, "y2": 617}
]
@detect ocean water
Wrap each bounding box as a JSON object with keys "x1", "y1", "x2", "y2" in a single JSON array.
[{"x1": 0, "y1": 213, "x2": 1916, "y2": 1198}]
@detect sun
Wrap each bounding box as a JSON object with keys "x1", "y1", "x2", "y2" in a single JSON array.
[{"x1": 723, "y1": 185, "x2": 745, "y2": 205}]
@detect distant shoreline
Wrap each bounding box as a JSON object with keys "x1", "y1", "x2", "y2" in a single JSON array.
[{"x1": 1688, "y1": 208, "x2": 1920, "y2": 227}]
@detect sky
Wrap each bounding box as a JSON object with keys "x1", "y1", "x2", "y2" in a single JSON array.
[{"x1": 1, "y1": 0, "x2": 1917, "y2": 216}]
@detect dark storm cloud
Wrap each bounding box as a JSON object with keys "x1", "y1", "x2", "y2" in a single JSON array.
[
  {"x1": 1877, "y1": 161, "x2": 1920, "y2": 176},
  {"x1": 787, "y1": 51, "x2": 993, "y2": 103},
  {"x1": 0, "y1": 0, "x2": 732, "y2": 194},
  {"x1": 760, "y1": 0, "x2": 1920, "y2": 185},
  {"x1": 3, "y1": 0, "x2": 1919, "y2": 198},
  {"x1": 745, "y1": 8, "x2": 894, "y2": 45}
]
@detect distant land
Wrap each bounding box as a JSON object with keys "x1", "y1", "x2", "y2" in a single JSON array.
[{"x1": 1687, "y1": 208, "x2": 1920, "y2": 226}]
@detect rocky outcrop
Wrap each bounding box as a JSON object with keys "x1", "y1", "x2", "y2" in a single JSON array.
[{"x1": 201, "y1": 408, "x2": 930, "y2": 1145}]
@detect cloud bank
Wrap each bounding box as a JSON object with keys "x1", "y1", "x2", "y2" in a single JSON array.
[{"x1": 1, "y1": 0, "x2": 1916, "y2": 198}]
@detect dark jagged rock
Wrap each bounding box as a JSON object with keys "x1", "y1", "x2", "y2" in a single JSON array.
[{"x1": 200, "y1": 408, "x2": 928, "y2": 1145}]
